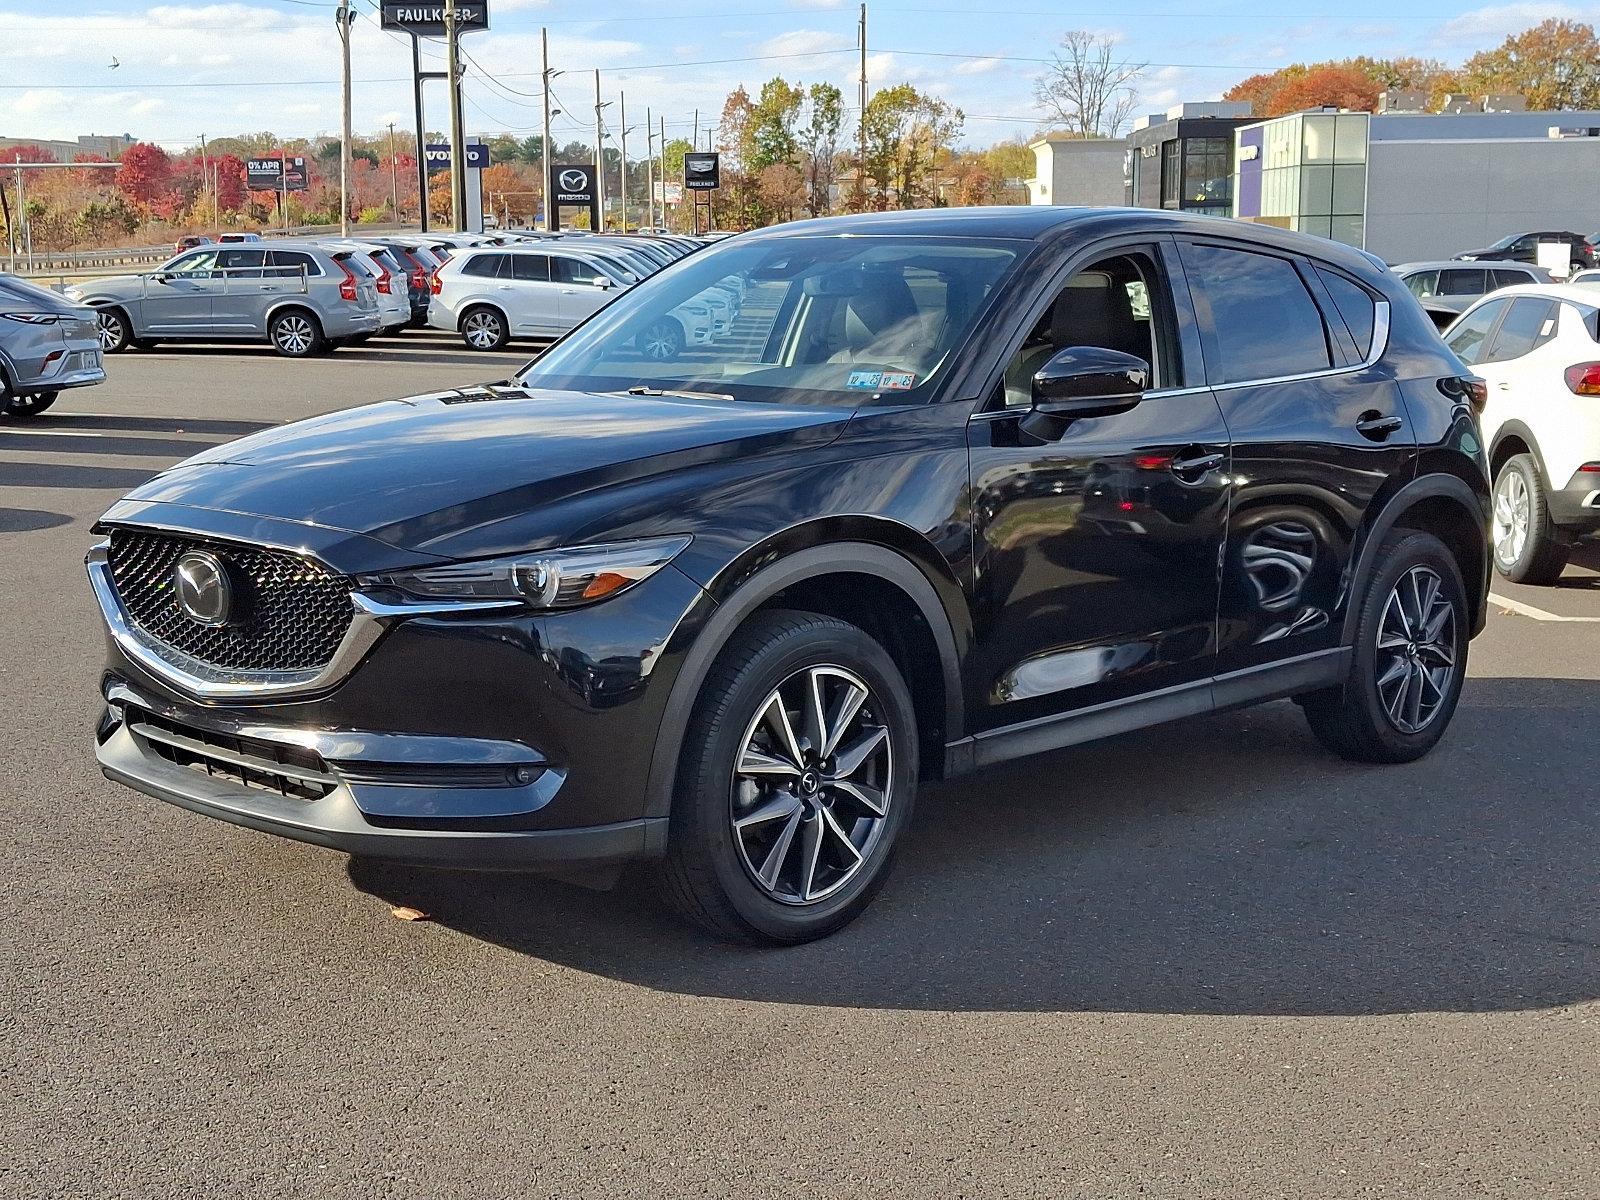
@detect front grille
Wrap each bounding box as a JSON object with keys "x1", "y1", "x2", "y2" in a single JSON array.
[
  {"x1": 128, "y1": 707, "x2": 338, "y2": 802},
  {"x1": 106, "y1": 529, "x2": 353, "y2": 673}
]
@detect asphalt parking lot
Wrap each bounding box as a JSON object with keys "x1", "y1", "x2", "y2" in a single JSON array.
[{"x1": 2, "y1": 332, "x2": 1596, "y2": 1198}]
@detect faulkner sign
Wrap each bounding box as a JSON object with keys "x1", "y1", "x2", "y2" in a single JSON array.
[
  {"x1": 684, "y1": 152, "x2": 720, "y2": 190},
  {"x1": 379, "y1": 1, "x2": 489, "y2": 37}
]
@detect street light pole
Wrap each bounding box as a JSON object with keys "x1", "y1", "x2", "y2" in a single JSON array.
[
  {"x1": 619, "y1": 91, "x2": 629, "y2": 232},
  {"x1": 592, "y1": 70, "x2": 609, "y2": 231},
  {"x1": 540, "y1": 27, "x2": 553, "y2": 230},
  {"x1": 658, "y1": 113, "x2": 666, "y2": 232},
  {"x1": 388, "y1": 122, "x2": 399, "y2": 219},
  {"x1": 337, "y1": 0, "x2": 352, "y2": 237},
  {"x1": 644, "y1": 105, "x2": 654, "y2": 230}
]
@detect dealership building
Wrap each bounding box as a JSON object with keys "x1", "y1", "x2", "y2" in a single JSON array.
[{"x1": 1232, "y1": 107, "x2": 1600, "y2": 263}]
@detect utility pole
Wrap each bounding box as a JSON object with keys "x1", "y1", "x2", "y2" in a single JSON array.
[
  {"x1": 658, "y1": 113, "x2": 666, "y2": 232},
  {"x1": 540, "y1": 28, "x2": 554, "y2": 230},
  {"x1": 593, "y1": 70, "x2": 609, "y2": 231},
  {"x1": 337, "y1": 0, "x2": 353, "y2": 237},
  {"x1": 619, "y1": 91, "x2": 630, "y2": 232},
  {"x1": 198, "y1": 133, "x2": 210, "y2": 230},
  {"x1": 444, "y1": 0, "x2": 468, "y2": 231},
  {"x1": 858, "y1": 1, "x2": 868, "y2": 210},
  {"x1": 644, "y1": 105, "x2": 654, "y2": 230},
  {"x1": 387, "y1": 122, "x2": 399, "y2": 219}
]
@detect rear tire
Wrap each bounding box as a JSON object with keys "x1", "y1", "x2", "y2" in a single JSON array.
[
  {"x1": 1301, "y1": 530, "x2": 1468, "y2": 764},
  {"x1": 269, "y1": 309, "x2": 324, "y2": 358},
  {"x1": 659, "y1": 611, "x2": 918, "y2": 945},
  {"x1": 1, "y1": 389, "x2": 58, "y2": 417},
  {"x1": 460, "y1": 306, "x2": 509, "y2": 351},
  {"x1": 1491, "y1": 454, "x2": 1568, "y2": 585}
]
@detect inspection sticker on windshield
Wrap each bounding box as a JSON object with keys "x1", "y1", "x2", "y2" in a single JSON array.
[
  {"x1": 879, "y1": 371, "x2": 916, "y2": 390},
  {"x1": 847, "y1": 370, "x2": 883, "y2": 390}
]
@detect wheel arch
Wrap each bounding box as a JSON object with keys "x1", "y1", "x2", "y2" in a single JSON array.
[
  {"x1": 265, "y1": 300, "x2": 323, "y2": 333},
  {"x1": 1343, "y1": 472, "x2": 1490, "y2": 641},
  {"x1": 456, "y1": 300, "x2": 508, "y2": 332},
  {"x1": 1487, "y1": 420, "x2": 1547, "y2": 482},
  {"x1": 643, "y1": 538, "x2": 967, "y2": 823}
]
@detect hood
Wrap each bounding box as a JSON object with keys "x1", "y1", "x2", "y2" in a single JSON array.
[{"x1": 116, "y1": 384, "x2": 854, "y2": 557}]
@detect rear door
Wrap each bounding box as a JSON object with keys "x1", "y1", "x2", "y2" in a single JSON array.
[
  {"x1": 1435, "y1": 267, "x2": 1487, "y2": 313},
  {"x1": 211, "y1": 247, "x2": 267, "y2": 332},
  {"x1": 1178, "y1": 238, "x2": 1413, "y2": 677}
]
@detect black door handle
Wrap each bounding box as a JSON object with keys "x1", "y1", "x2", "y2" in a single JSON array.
[
  {"x1": 1356, "y1": 412, "x2": 1403, "y2": 441},
  {"x1": 1170, "y1": 450, "x2": 1224, "y2": 477}
]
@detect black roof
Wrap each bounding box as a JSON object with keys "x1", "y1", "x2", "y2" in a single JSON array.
[{"x1": 744, "y1": 205, "x2": 1387, "y2": 278}]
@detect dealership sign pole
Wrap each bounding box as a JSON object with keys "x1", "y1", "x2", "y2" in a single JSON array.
[
  {"x1": 381, "y1": 1, "x2": 490, "y2": 232},
  {"x1": 684, "y1": 150, "x2": 720, "y2": 235}
]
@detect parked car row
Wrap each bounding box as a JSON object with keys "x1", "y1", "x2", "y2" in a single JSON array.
[{"x1": 424, "y1": 230, "x2": 710, "y2": 352}]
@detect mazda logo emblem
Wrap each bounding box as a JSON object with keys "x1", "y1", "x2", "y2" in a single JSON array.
[
  {"x1": 558, "y1": 169, "x2": 588, "y2": 191},
  {"x1": 174, "y1": 550, "x2": 234, "y2": 628}
]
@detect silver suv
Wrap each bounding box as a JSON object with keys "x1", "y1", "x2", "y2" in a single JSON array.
[{"x1": 64, "y1": 241, "x2": 381, "y2": 358}]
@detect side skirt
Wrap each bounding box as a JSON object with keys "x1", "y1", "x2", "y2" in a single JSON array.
[{"x1": 944, "y1": 648, "x2": 1351, "y2": 776}]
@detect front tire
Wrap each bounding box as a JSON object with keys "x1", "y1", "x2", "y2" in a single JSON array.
[
  {"x1": 636, "y1": 317, "x2": 684, "y2": 361},
  {"x1": 95, "y1": 307, "x2": 133, "y2": 353},
  {"x1": 460, "y1": 306, "x2": 509, "y2": 351},
  {"x1": 660, "y1": 611, "x2": 918, "y2": 945},
  {"x1": 269, "y1": 309, "x2": 324, "y2": 357},
  {"x1": 1301, "y1": 530, "x2": 1468, "y2": 763},
  {"x1": 1491, "y1": 454, "x2": 1568, "y2": 584}
]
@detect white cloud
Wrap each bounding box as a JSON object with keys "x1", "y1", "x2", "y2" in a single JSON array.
[
  {"x1": 791, "y1": 0, "x2": 846, "y2": 8},
  {"x1": 1437, "y1": 2, "x2": 1582, "y2": 43},
  {"x1": 953, "y1": 57, "x2": 1005, "y2": 77},
  {"x1": 755, "y1": 29, "x2": 854, "y2": 57},
  {"x1": 495, "y1": 0, "x2": 549, "y2": 10}
]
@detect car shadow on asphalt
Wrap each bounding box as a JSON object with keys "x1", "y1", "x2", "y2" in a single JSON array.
[
  {"x1": 348, "y1": 676, "x2": 1599, "y2": 1017},
  {"x1": 0, "y1": 506, "x2": 73, "y2": 533},
  {"x1": 31, "y1": 413, "x2": 273, "y2": 437}
]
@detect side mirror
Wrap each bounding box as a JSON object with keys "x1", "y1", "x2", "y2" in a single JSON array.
[
  {"x1": 1031, "y1": 345, "x2": 1149, "y2": 420},
  {"x1": 152, "y1": 272, "x2": 173, "y2": 284},
  {"x1": 592, "y1": 276, "x2": 613, "y2": 289}
]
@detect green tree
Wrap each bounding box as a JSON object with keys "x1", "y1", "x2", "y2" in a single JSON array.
[
  {"x1": 749, "y1": 77, "x2": 804, "y2": 170},
  {"x1": 862, "y1": 84, "x2": 963, "y2": 210},
  {"x1": 796, "y1": 82, "x2": 843, "y2": 217}
]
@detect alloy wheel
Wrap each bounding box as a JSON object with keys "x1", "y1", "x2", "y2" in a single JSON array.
[
  {"x1": 275, "y1": 315, "x2": 314, "y2": 355},
  {"x1": 1374, "y1": 565, "x2": 1458, "y2": 734},
  {"x1": 96, "y1": 311, "x2": 123, "y2": 351},
  {"x1": 639, "y1": 321, "x2": 679, "y2": 360},
  {"x1": 1492, "y1": 469, "x2": 1529, "y2": 567},
  {"x1": 463, "y1": 312, "x2": 501, "y2": 349},
  {"x1": 730, "y1": 664, "x2": 892, "y2": 905}
]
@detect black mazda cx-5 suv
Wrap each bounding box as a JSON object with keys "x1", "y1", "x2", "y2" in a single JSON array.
[{"x1": 89, "y1": 208, "x2": 1490, "y2": 944}]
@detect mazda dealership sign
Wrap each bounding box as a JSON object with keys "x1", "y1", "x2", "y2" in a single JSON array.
[
  {"x1": 550, "y1": 164, "x2": 596, "y2": 205},
  {"x1": 379, "y1": 1, "x2": 489, "y2": 37}
]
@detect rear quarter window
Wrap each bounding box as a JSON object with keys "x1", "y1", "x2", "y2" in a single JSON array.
[{"x1": 1315, "y1": 266, "x2": 1377, "y2": 358}]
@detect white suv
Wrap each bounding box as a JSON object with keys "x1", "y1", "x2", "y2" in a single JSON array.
[
  {"x1": 428, "y1": 246, "x2": 626, "y2": 350},
  {"x1": 1444, "y1": 283, "x2": 1600, "y2": 582}
]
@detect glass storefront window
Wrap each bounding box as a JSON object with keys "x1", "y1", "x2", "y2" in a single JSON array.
[
  {"x1": 1182, "y1": 137, "x2": 1233, "y2": 208},
  {"x1": 1159, "y1": 140, "x2": 1180, "y2": 208},
  {"x1": 1333, "y1": 114, "x2": 1368, "y2": 164},
  {"x1": 1302, "y1": 114, "x2": 1337, "y2": 163}
]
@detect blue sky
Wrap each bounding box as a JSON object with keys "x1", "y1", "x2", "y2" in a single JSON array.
[{"x1": 0, "y1": 0, "x2": 1583, "y2": 151}]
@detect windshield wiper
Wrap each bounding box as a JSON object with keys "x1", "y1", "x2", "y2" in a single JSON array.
[{"x1": 623, "y1": 386, "x2": 736, "y2": 402}]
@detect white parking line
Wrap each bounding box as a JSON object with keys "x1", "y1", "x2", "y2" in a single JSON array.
[
  {"x1": 0, "y1": 427, "x2": 108, "y2": 436},
  {"x1": 1489, "y1": 592, "x2": 1600, "y2": 623}
]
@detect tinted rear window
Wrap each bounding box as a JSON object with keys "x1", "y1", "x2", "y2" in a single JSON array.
[
  {"x1": 1184, "y1": 244, "x2": 1332, "y2": 384},
  {"x1": 1315, "y1": 267, "x2": 1377, "y2": 357},
  {"x1": 1485, "y1": 297, "x2": 1557, "y2": 362},
  {"x1": 512, "y1": 254, "x2": 550, "y2": 283},
  {"x1": 268, "y1": 250, "x2": 319, "y2": 275},
  {"x1": 462, "y1": 254, "x2": 506, "y2": 278},
  {"x1": 1437, "y1": 269, "x2": 1486, "y2": 297}
]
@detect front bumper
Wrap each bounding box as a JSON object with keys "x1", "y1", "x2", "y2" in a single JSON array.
[{"x1": 95, "y1": 681, "x2": 663, "y2": 868}]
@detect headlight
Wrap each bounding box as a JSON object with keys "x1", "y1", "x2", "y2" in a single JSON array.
[{"x1": 365, "y1": 535, "x2": 692, "y2": 609}]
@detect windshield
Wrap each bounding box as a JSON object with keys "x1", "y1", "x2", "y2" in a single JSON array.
[
  {"x1": 1487, "y1": 233, "x2": 1522, "y2": 251},
  {"x1": 520, "y1": 234, "x2": 1021, "y2": 407}
]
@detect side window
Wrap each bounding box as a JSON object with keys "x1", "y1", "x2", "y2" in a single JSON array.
[
  {"x1": 267, "y1": 249, "x2": 319, "y2": 277},
  {"x1": 552, "y1": 256, "x2": 602, "y2": 285},
  {"x1": 1484, "y1": 297, "x2": 1557, "y2": 363},
  {"x1": 169, "y1": 250, "x2": 219, "y2": 275},
  {"x1": 512, "y1": 254, "x2": 550, "y2": 283},
  {"x1": 1445, "y1": 298, "x2": 1507, "y2": 365},
  {"x1": 1182, "y1": 243, "x2": 1331, "y2": 385},
  {"x1": 1437, "y1": 269, "x2": 1486, "y2": 297},
  {"x1": 1315, "y1": 267, "x2": 1377, "y2": 358},
  {"x1": 1491, "y1": 268, "x2": 1531, "y2": 290},
  {"x1": 999, "y1": 249, "x2": 1176, "y2": 409},
  {"x1": 461, "y1": 254, "x2": 506, "y2": 279},
  {"x1": 215, "y1": 248, "x2": 264, "y2": 280},
  {"x1": 1404, "y1": 270, "x2": 1437, "y2": 298}
]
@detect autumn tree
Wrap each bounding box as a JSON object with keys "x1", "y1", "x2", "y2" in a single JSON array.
[
  {"x1": 757, "y1": 163, "x2": 806, "y2": 221},
  {"x1": 749, "y1": 78, "x2": 805, "y2": 170},
  {"x1": 1459, "y1": 19, "x2": 1600, "y2": 110},
  {"x1": 1267, "y1": 66, "x2": 1382, "y2": 116},
  {"x1": 115, "y1": 143, "x2": 174, "y2": 207},
  {"x1": 862, "y1": 83, "x2": 963, "y2": 210},
  {"x1": 1035, "y1": 31, "x2": 1144, "y2": 137}
]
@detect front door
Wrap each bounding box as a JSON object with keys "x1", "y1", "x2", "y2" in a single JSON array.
[
  {"x1": 552, "y1": 256, "x2": 616, "y2": 329},
  {"x1": 142, "y1": 249, "x2": 221, "y2": 333},
  {"x1": 1176, "y1": 239, "x2": 1415, "y2": 676},
  {"x1": 966, "y1": 241, "x2": 1231, "y2": 731}
]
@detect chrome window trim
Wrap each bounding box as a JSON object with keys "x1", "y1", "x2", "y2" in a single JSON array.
[{"x1": 87, "y1": 541, "x2": 519, "y2": 702}]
